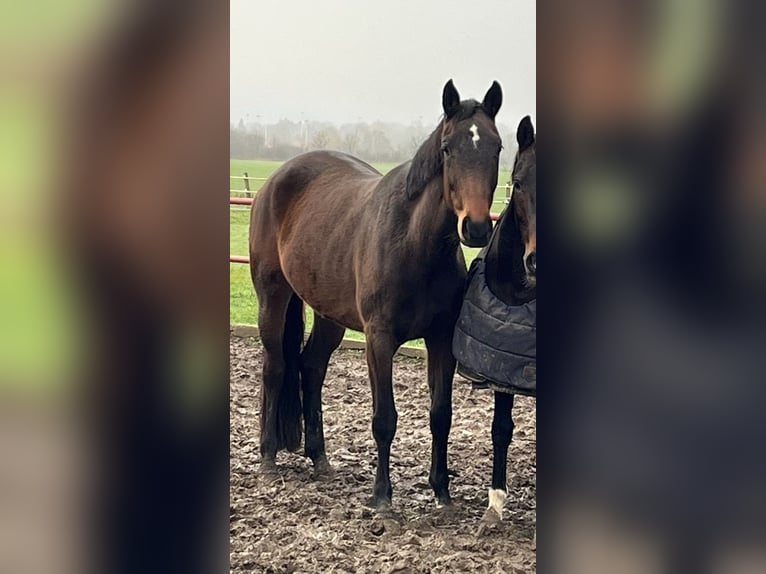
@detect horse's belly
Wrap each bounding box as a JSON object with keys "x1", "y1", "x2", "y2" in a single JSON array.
[{"x1": 280, "y1": 253, "x2": 363, "y2": 332}]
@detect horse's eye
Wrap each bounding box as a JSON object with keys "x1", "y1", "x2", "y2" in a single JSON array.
[
  {"x1": 441, "y1": 143, "x2": 450, "y2": 156},
  {"x1": 513, "y1": 181, "x2": 521, "y2": 191}
]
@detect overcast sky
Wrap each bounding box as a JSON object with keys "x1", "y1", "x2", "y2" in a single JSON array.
[{"x1": 231, "y1": 0, "x2": 535, "y2": 128}]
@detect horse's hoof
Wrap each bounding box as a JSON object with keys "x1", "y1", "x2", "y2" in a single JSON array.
[
  {"x1": 434, "y1": 499, "x2": 458, "y2": 516},
  {"x1": 376, "y1": 502, "x2": 393, "y2": 517},
  {"x1": 259, "y1": 459, "x2": 279, "y2": 481},
  {"x1": 435, "y1": 493, "x2": 453, "y2": 507},
  {"x1": 310, "y1": 458, "x2": 335, "y2": 481},
  {"x1": 368, "y1": 498, "x2": 393, "y2": 517},
  {"x1": 476, "y1": 507, "x2": 502, "y2": 537}
]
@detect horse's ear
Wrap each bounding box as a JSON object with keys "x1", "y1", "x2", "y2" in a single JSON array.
[
  {"x1": 517, "y1": 115, "x2": 535, "y2": 151},
  {"x1": 406, "y1": 132, "x2": 443, "y2": 200},
  {"x1": 442, "y1": 79, "x2": 461, "y2": 118},
  {"x1": 482, "y1": 81, "x2": 503, "y2": 119}
]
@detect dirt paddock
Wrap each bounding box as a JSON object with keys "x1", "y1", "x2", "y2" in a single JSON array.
[{"x1": 231, "y1": 336, "x2": 536, "y2": 573}]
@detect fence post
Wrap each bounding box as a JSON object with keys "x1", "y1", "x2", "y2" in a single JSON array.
[
  {"x1": 243, "y1": 171, "x2": 251, "y2": 198},
  {"x1": 505, "y1": 180, "x2": 512, "y2": 204}
]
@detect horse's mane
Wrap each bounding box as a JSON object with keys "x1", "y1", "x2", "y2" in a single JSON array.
[{"x1": 405, "y1": 100, "x2": 483, "y2": 199}]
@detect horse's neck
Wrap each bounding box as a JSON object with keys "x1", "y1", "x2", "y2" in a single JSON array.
[
  {"x1": 486, "y1": 211, "x2": 534, "y2": 305},
  {"x1": 407, "y1": 178, "x2": 460, "y2": 258}
]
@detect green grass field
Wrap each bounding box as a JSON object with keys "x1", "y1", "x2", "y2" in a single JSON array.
[
  {"x1": 230, "y1": 159, "x2": 512, "y2": 343},
  {"x1": 229, "y1": 159, "x2": 403, "y2": 194}
]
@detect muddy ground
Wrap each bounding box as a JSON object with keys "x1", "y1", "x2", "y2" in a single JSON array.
[{"x1": 231, "y1": 336, "x2": 536, "y2": 573}]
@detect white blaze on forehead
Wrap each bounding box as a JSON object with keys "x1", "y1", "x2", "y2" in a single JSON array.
[{"x1": 469, "y1": 124, "x2": 480, "y2": 148}]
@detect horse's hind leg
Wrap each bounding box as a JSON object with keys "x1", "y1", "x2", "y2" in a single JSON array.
[
  {"x1": 253, "y1": 270, "x2": 303, "y2": 473},
  {"x1": 488, "y1": 391, "x2": 515, "y2": 519},
  {"x1": 300, "y1": 314, "x2": 344, "y2": 478}
]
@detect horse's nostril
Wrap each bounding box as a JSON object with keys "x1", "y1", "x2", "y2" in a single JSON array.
[
  {"x1": 526, "y1": 253, "x2": 536, "y2": 274},
  {"x1": 461, "y1": 217, "x2": 470, "y2": 239}
]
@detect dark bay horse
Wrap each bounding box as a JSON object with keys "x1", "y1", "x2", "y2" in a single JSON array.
[
  {"x1": 249, "y1": 80, "x2": 504, "y2": 509},
  {"x1": 485, "y1": 115, "x2": 536, "y2": 522},
  {"x1": 467, "y1": 115, "x2": 536, "y2": 526}
]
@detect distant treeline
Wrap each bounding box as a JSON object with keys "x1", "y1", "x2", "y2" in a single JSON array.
[{"x1": 230, "y1": 117, "x2": 517, "y2": 168}]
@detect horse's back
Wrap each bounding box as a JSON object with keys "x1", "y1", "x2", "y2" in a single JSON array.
[
  {"x1": 249, "y1": 151, "x2": 384, "y2": 329},
  {"x1": 250, "y1": 151, "x2": 379, "y2": 251},
  {"x1": 253, "y1": 151, "x2": 378, "y2": 222}
]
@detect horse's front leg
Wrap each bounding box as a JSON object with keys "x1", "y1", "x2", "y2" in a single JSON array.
[
  {"x1": 488, "y1": 390, "x2": 515, "y2": 518},
  {"x1": 424, "y1": 332, "x2": 455, "y2": 505},
  {"x1": 364, "y1": 328, "x2": 398, "y2": 511}
]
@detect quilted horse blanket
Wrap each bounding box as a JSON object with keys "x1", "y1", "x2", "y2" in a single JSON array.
[{"x1": 452, "y1": 235, "x2": 536, "y2": 396}]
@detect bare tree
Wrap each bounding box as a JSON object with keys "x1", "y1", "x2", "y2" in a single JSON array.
[
  {"x1": 342, "y1": 132, "x2": 358, "y2": 155},
  {"x1": 311, "y1": 130, "x2": 330, "y2": 149}
]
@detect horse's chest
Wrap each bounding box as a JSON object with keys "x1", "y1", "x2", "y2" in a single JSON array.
[{"x1": 384, "y1": 270, "x2": 464, "y2": 341}]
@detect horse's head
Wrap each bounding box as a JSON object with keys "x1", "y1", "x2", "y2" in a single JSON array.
[
  {"x1": 485, "y1": 116, "x2": 536, "y2": 303},
  {"x1": 511, "y1": 115, "x2": 536, "y2": 282},
  {"x1": 407, "y1": 80, "x2": 503, "y2": 247}
]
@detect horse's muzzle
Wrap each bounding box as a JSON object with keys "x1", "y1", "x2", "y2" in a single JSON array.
[{"x1": 461, "y1": 217, "x2": 493, "y2": 247}]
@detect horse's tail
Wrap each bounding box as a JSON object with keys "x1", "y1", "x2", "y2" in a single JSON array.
[{"x1": 277, "y1": 293, "x2": 304, "y2": 452}]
